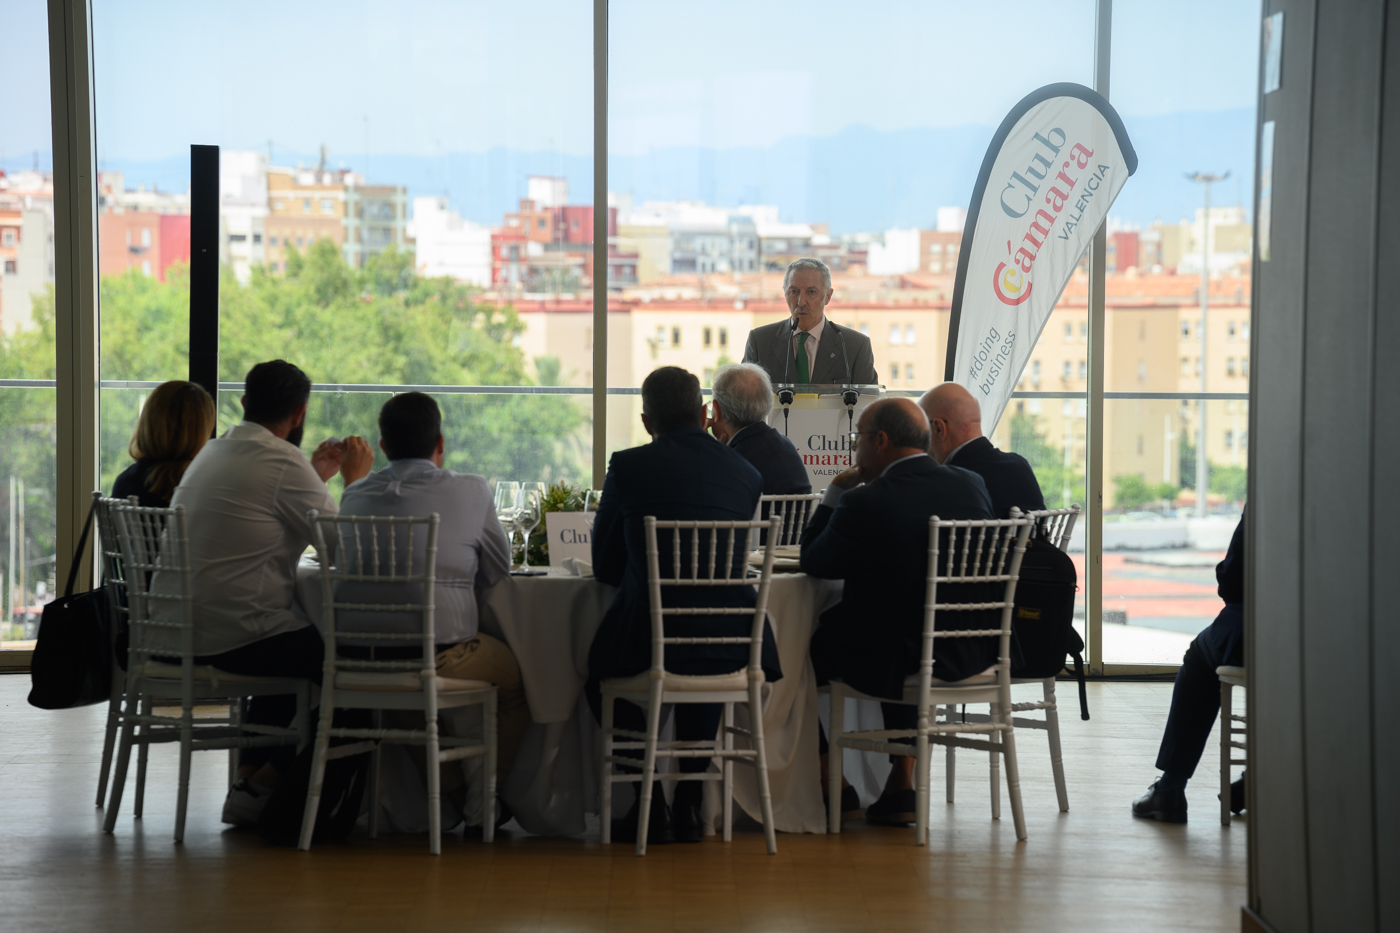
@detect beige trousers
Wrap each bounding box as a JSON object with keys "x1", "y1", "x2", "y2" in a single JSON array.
[{"x1": 394, "y1": 632, "x2": 529, "y2": 795}]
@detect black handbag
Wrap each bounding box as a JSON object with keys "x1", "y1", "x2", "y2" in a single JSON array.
[
  {"x1": 1009, "y1": 534, "x2": 1090, "y2": 720},
  {"x1": 27, "y1": 500, "x2": 113, "y2": 710}
]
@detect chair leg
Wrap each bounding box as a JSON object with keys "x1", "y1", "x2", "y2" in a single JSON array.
[
  {"x1": 103, "y1": 690, "x2": 141, "y2": 833},
  {"x1": 828, "y1": 687, "x2": 845, "y2": 834},
  {"x1": 368, "y1": 710, "x2": 382, "y2": 840},
  {"x1": 722, "y1": 701, "x2": 734, "y2": 843},
  {"x1": 483, "y1": 690, "x2": 498, "y2": 844},
  {"x1": 600, "y1": 693, "x2": 614, "y2": 845},
  {"x1": 749, "y1": 681, "x2": 777, "y2": 855},
  {"x1": 134, "y1": 695, "x2": 152, "y2": 819},
  {"x1": 989, "y1": 722, "x2": 1001, "y2": 821},
  {"x1": 635, "y1": 681, "x2": 665, "y2": 857},
  {"x1": 96, "y1": 673, "x2": 124, "y2": 807},
  {"x1": 915, "y1": 730, "x2": 930, "y2": 847},
  {"x1": 174, "y1": 705, "x2": 194, "y2": 844},
  {"x1": 945, "y1": 705, "x2": 957, "y2": 804},
  {"x1": 1002, "y1": 726, "x2": 1027, "y2": 842},
  {"x1": 1043, "y1": 679, "x2": 1069, "y2": 812},
  {"x1": 227, "y1": 699, "x2": 242, "y2": 788},
  {"x1": 298, "y1": 699, "x2": 336, "y2": 851},
  {"x1": 1220, "y1": 681, "x2": 1233, "y2": 827},
  {"x1": 427, "y1": 708, "x2": 443, "y2": 856}
]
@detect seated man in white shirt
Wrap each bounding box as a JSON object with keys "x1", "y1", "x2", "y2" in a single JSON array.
[
  {"x1": 160, "y1": 359, "x2": 374, "y2": 825},
  {"x1": 338, "y1": 391, "x2": 526, "y2": 827}
]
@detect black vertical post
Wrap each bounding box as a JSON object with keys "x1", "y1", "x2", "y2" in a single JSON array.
[{"x1": 189, "y1": 144, "x2": 220, "y2": 401}]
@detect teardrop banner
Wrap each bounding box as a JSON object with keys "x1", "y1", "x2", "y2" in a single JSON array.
[{"x1": 943, "y1": 83, "x2": 1138, "y2": 432}]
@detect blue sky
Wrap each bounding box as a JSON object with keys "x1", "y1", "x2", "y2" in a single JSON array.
[{"x1": 1, "y1": 0, "x2": 1260, "y2": 228}]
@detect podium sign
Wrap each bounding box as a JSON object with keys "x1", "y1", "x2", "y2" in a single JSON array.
[
  {"x1": 544, "y1": 511, "x2": 593, "y2": 566},
  {"x1": 764, "y1": 390, "x2": 881, "y2": 490}
]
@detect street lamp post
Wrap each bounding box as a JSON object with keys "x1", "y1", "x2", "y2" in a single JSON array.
[{"x1": 1185, "y1": 170, "x2": 1229, "y2": 518}]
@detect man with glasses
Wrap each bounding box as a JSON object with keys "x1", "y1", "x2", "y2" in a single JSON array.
[
  {"x1": 918, "y1": 382, "x2": 1045, "y2": 518},
  {"x1": 800, "y1": 398, "x2": 994, "y2": 825},
  {"x1": 742, "y1": 257, "x2": 877, "y2": 387}
]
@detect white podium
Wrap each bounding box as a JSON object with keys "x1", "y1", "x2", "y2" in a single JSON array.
[{"x1": 764, "y1": 385, "x2": 884, "y2": 490}]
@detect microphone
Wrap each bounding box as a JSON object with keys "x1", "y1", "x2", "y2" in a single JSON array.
[{"x1": 777, "y1": 315, "x2": 798, "y2": 436}]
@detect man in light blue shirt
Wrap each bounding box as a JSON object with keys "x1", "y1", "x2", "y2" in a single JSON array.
[{"x1": 339, "y1": 392, "x2": 526, "y2": 818}]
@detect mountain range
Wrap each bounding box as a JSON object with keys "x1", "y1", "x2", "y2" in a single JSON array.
[{"x1": 89, "y1": 107, "x2": 1256, "y2": 235}]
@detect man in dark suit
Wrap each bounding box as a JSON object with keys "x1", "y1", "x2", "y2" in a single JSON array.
[
  {"x1": 919, "y1": 382, "x2": 1046, "y2": 518},
  {"x1": 800, "y1": 398, "x2": 996, "y2": 825},
  {"x1": 742, "y1": 257, "x2": 877, "y2": 387},
  {"x1": 708, "y1": 362, "x2": 811, "y2": 495},
  {"x1": 587, "y1": 365, "x2": 782, "y2": 844},
  {"x1": 1132, "y1": 509, "x2": 1246, "y2": 823}
]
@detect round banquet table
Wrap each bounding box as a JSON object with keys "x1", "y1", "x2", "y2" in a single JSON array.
[{"x1": 295, "y1": 564, "x2": 865, "y2": 836}]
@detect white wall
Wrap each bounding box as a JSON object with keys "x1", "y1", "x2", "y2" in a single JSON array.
[
  {"x1": 866, "y1": 227, "x2": 921, "y2": 275},
  {"x1": 413, "y1": 196, "x2": 491, "y2": 286}
]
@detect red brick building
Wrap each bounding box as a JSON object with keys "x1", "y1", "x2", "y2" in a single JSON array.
[{"x1": 98, "y1": 211, "x2": 191, "y2": 281}]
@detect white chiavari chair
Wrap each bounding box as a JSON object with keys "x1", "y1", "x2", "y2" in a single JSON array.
[
  {"x1": 301, "y1": 511, "x2": 498, "y2": 855},
  {"x1": 93, "y1": 493, "x2": 130, "y2": 808},
  {"x1": 750, "y1": 492, "x2": 823, "y2": 552},
  {"x1": 102, "y1": 502, "x2": 310, "y2": 842},
  {"x1": 1217, "y1": 665, "x2": 1247, "y2": 825},
  {"x1": 600, "y1": 515, "x2": 782, "y2": 856},
  {"x1": 827, "y1": 515, "x2": 1034, "y2": 845}
]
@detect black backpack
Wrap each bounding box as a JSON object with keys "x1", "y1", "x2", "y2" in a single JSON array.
[
  {"x1": 1010, "y1": 534, "x2": 1089, "y2": 720},
  {"x1": 257, "y1": 734, "x2": 370, "y2": 846}
]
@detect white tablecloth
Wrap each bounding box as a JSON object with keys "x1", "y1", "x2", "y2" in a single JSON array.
[{"x1": 295, "y1": 564, "x2": 861, "y2": 835}]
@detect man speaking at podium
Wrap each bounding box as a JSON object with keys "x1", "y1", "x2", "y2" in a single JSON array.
[{"x1": 743, "y1": 258, "x2": 877, "y2": 387}]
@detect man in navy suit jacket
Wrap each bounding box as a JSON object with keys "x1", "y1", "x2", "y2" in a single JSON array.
[
  {"x1": 920, "y1": 382, "x2": 1046, "y2": 518},
  {"x1": 800, "y1": 398, "x2": 996, "y2": 825},
  {"x1": 708, "y1": 362, "x2": 811, "y2": 496},
  {"x1": 587, "y1": 366, "x2": 780, "y2": 843}
]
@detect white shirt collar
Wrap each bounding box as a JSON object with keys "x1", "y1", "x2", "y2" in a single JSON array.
[
  {"x1": 940, "y1": 437, "x2": 979, "y2": 465},
  {"x1": 881, "y1": 452, "x2": 928, "y2": 476},
  {"x1": 793, "y1": 315, "x2": 825, "y2": 345}
]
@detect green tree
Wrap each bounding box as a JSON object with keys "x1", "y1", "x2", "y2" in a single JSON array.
[
  {"x1": 1210, "y1": 463, "x2": 1248, "y2": 504},
  {"x1": 1112, "y1": 474, "x2": 1178, "y2": 511},
  {"x1": 1006, "y1": 411, "x2": 1084, "y2": 509}
]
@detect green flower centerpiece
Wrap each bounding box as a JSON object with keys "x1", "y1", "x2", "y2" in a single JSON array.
[{"x1": 526, "y1": 481, "x2": 587, "y2": 568}]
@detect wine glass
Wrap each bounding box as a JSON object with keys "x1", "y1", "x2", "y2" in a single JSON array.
[
  {"x1": 521, "y1": 482, "x2": 548, "y2": 567},
  {"x1": 582, "y1": 489, "x2": 602, "y2": 533},
  {"x1": 515, "y1": 487, "x2": 544, "y2": 571},
  {"x1": 494, "y1": 481, "x2": 521, "y2": 565}
]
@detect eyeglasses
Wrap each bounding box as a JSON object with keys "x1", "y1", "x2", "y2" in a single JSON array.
[{"x1": 848, "y1": 431, "x2": 871, "y2": 449}]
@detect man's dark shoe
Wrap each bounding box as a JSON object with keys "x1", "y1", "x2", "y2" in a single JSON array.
[
  {"x1": 672, "y1": 800, "x2": 703, "y2": 843},
  {"x1": 840, "y1": 785, "x2": 863, "y2": 822},
  {"x1": 1132, "y1": 780, "x2": 1188, "y2": 823},
  {"x1": 463, "y1": 798, "x2": 514, "y2": 838},
  {"x1": 865, "y1": 788, "x2": 917, "y2": 826},
  {"x1": 1227, "y1": 774, "x2": 1246, "y2": 815},
  {"x1": 612, "y1": 792, "x2": 672, "y2": 845}
]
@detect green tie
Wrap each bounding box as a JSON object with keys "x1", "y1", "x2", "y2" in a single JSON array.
[{"x1": 795, "y1": 331, "x2": 810, "y2": 384}]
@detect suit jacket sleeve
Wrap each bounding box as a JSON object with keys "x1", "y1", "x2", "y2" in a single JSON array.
[
  {"x1": 851, "y1": 331, "x2": 878, "y2": 384},
  {"x1": 591, "y1": 459, "x2": 627, "y2": 586},
  {"x1": 741, "y1": 328, "x2": 762, "y2": 368},
  {"x1": 799, "y1": 499, "x2": 861, "y2": 579}
]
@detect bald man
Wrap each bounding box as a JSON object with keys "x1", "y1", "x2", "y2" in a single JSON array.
[
  {"x1": 919, "y1": 382, "x2": 1046, "y2": 519},
  {"x1": 800, "y1": 398, "x2": 995, "y2": 825}
]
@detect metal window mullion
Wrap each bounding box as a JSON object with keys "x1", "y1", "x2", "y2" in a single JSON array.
[
  {"x1": 48, "y1": 0, "x2": 100, "y2": 592},
  {"x1": 591, "y1": 0, "x2": 608, "y2": 487},
  {"x1": 1086, "y1": 0, "x2": 1112, "y2": 675}
]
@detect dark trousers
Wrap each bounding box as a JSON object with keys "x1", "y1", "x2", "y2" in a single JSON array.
[
  {"x1": 810, "y1": 624, "x2": 916, "y2": 762},
  {"x1": 1155, "y1": 603, "x2": 1244, "y2": 782},
  {"x1": 585, "y1": 664, "x2": 730, "y2": 807},
  {"x1": 196, "y1": 624, "x2": 324, "y2": 775}
]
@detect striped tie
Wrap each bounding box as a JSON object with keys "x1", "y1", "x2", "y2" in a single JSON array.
[{"x1": 795, "y1": 331, "x2": 810, "y2": 384}]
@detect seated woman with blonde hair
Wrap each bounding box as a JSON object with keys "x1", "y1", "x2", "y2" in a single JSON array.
[{"x1": 111, "y1": 380, "x2": 217, "y2": 507}]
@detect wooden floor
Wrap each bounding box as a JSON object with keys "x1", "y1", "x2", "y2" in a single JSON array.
[{"x1": 0, "y1": 675, "x2": 1245, "y2": 932}]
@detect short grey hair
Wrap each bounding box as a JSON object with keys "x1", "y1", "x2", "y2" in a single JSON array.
[
  {"x1": 783, "y1": 257, "x2": 832, "y2": 293},
  {"x1": 711, "y1": 362, "x2": 774, "y2": 429}
]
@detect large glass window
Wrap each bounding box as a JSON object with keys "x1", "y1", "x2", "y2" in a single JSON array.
[
  {"x1": 608, "y1": 0, "x2": 1095, "y2": 456},
  {"x1": 1102, "y1": 0, "x2": 1257, "y2": 664},
  {"x1": 92, "y1": 0, "x2": 593, "y2": 503},
  {"x1": 0, "y1": 0, "x2": 57, "y2": 650}
]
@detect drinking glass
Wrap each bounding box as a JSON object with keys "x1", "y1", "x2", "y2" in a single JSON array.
[
  {"x1": 582, "y1": 489, "x2": 602, "y2": 533},
  {"x1": 494, "y1": 481, "x2": 521, "y2": 565},
  {"x1": 515, "y1": 487, "x2": 544, "y2": 571}
]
